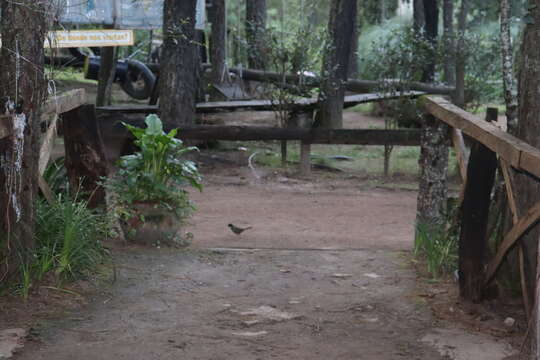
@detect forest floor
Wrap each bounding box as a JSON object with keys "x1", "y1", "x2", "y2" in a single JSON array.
[{"x1": 0, "y1": 100, "x2": 526, "y2": 359}]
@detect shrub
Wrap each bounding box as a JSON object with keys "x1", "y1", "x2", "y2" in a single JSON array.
[
  {"x1": 106, "y1": 114, "x2": 202, "y2": 224},
  {"x1": 34, "y1": 195, "x2": 108, "y2": 281}
]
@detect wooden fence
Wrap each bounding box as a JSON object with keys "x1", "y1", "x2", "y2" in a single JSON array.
[
  {"x1": 423, "y1": 96, "x2": 540, "y2": 311},
  {"x1": 0, "y1": 89, "x2": 104, "y2": 206}
]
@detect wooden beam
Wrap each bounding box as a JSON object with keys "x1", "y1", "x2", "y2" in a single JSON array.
[
  {"x1": 499, "y1": 159, "x2": 531, "y2": 319},
  {"x1": 452, "y1": 129, "x2": 468, "y2": 182},
  {"x1": 171, "y1": 126, "x2": 423, "y2": 146},
  {"x1": 423, "y1": 96, "x2": 540, "y2": 180},
  {"x1": 98, "y1": 91, "x2": 425, "y2": 114},
  {"x1": 484, "y1": 200, "x2": 540, "y2": 287},
  {"x1": 42, "y1": 88, "x2": 87, "y2": 117},
  {"x1": 63, "y1": 104, "x2": 108, "y2": 208},
  {"x1": 300, "y1": 141, "x2": 311, "y2": 176},
  {"x1": 38, "y1": 115, "x2": 59, "y2": 175},
  {"x1": 38, "y1": 175, "x2": 55, "y2": 205},
  {"x1": 458, "y1": 109, "x2": 498, "y2": 302},
  {"x1": 226, "y1": 67, "x2": 455, "y2": 95},
  {"x1": 0, "y1": 89, "x2": 88, "y2": 139}
]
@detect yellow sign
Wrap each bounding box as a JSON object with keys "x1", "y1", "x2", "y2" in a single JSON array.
[{"x1": 45, "y1": 30, "x2": 134, "y2": 48}]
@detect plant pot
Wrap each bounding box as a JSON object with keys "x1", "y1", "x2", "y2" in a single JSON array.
[{"x1": 121, "y1": 203, "x2": 191, "y2": 247}]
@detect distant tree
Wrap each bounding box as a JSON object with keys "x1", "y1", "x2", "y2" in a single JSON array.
[
  {"x1": 363, "y1": 0, "x2": 399, "y2": 24},
  {"x1": 317, "y1": 0, "x2": 357, "y2": 128},
  {"x1": 413, "y1": 0, "x2": 425, "y2": 31},
  {"x1": 421, "y1": 0, "x2": 439, "y2": 83},
  {"x1": 160, "y1": 0, "x2": 200, "y2": 126},
  {"x1": 442, "y1": 0, "x2": 455, "y2": 86},
  {"x1": 209, "y1": 0, "x2": 228, "y2": 84},
  {"x1": 246, "y1": 0, "x2": 267, "y2": 69},
  {"x1": 0, "y1": 1, "x2": 49, "y2": 279},
  {"x1": 455, "y1": 0, "x2": 469, "y2": 107}
]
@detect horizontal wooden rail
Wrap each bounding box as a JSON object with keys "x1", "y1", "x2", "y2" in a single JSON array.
[
  {"x1": 423, "y1": 96, "x2": 540, "y2": 179},
  {"x1": 152, "y1": 126, "x2": 424, "y2": 146},
  {"x1": 98, "y1": 91, "x2": 425, "y2": 114},
  {"x1": 42, "y1": 88, "x2": 87, "y2": 117},
  {"x1": 0, "y1": 88, "x2": 87, "y2": 140}
]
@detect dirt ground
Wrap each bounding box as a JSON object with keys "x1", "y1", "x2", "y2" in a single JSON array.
[{"x1": 0, "y1": 108, "x2": 524, "y2": 360}]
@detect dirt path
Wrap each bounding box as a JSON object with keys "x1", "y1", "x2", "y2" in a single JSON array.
[
  {"x1": 9, "y1": 173, "x2": 519, "y2": 359},
  {"x1": 187, "y1": 183, "x2": 416, "y2": 251},
  {"x1": 18, "y1": 248, "x2": 445, "y2": 360}
]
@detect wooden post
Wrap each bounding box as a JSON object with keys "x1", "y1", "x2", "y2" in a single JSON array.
[
  {"x1": 300, "y1": 141, "x2": 311, "y2": 176},
  {"x1": 459, "y1": 108, "x2": 498, "y2": 302},
  {"x1": 62, "y1": 105, "x2": 108, "y2": 208},
  {"x1": 289, "y1": 109, "x2": 313, "y2": 175}
]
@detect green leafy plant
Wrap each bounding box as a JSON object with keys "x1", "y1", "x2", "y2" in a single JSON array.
[
  {"x1": 107, "y1": 114, "x2": 202, "y2": 223},
  {"x1": 35, "y1": 195, "x2": 108, "y2": 281}
]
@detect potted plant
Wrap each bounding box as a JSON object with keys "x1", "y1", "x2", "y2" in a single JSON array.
[{"x1": 107, "y1": 114, "x2": 202, "y2": 247}]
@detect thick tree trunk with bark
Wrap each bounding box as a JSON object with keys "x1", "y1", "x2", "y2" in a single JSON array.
[
  {"x1": 318, "y1": 0, "x2": 357, "y2": 129},
  {"x1": 349, "y1": 5, "x2": 360, "y2": 79},
  {"x1": 416, "y1": 115, "x2": 449, "y2": 228},
  {"x1": 159, "y1": 0, "x2": 200, "y2": 127},
  {"x1": 0, "y1": 1, "x2": 47, "y2": 279},
  {"x1": 413, "y1": 0, "x2": 426, "y2": 32},
  {"x1": 500, "y1": 0, "x2": 518, "y2": 133},
  {"x1": 209, "y1": 0, "x2": 228, "y2": 84},
  {"x1": 516, "y1": 4, "x2": 540, "y2": 356},
  {"x1": 246, "y1": 0, "x2": 267, "y2": 70},
  {"x1": 443, "y1": 0, "x2": 455, "y2": 86},
  {"x1": 455, "y1": 0, "x2": 468, "y2": 107},
  {"x1": 421, "y1": 0, "x2": 439, "y2": 83}
]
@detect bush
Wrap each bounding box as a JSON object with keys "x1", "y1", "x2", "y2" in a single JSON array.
[
  {"x1": 414, "y1": 223, "x2": 458, "y2": 278},
  {"x1": 33, "y1": 195, "x2": 108, "y2": 282}
]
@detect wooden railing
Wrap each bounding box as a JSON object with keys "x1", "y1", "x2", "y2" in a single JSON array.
[
  {"x1": 423, "y1": 96, "x2": 540, "y2": 310},
  {"x1": 0, "y1": 89, "x2": 88, "y2": 204}
]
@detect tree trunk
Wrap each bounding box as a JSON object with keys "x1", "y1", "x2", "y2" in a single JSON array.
[
  {"x1": 0, "y1": 1, "x2": 47, "y2": 279},
  {"x1": 349, "y1": 4, "x2": 360, "y2": 79},
  {"x1": 379, "y1": 0, "x2": 386, "y2": 23},
  {"x1": 159, "y1": 0, "x2": 200, "y2": 127},
  {"x1": 443, "y1": 0, "x2": 455, "y2": 86},
  {"x1": 209, "y1": 0, "x2": 228, "y2": 84},
  {"x1": 318, "y1": 0, "x2": 358, "y2": 129},
  {"x1": 516, "y1": 4, "x2": 540, "y2": 355},
  {"x1": 421, "y1": 0, "x2": 439, "y2": 83},
  {"x1": 246, "y1": 0, "x2": 267, "y2": 70},
  {"x1": 454, "y1": 0, "x2": 468, "y2": 108},
  {"x1": 500, "y1": 0, "x2": 518, "y2": 133},
  {"x1": 96, "y1": 44, "x2": 117, "y2": 106},
  {"x1": 416, "y1": 114, "x2": 449, "y2": 228},
  {"x1": 413, "y1": 0, "x2": 425, "y2": 32}
]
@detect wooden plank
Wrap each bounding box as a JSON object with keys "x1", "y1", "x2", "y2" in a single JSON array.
[
  {"x1": 423, "y1": 96, "x2": 540, "y2": 179},
  {"x1": 99, "y1": 91, "x2": 426, "y2": 114},
  {"x1": 300, "y1": 141, "x2": 311, "y2": 176},
  {"x1": 452, "y1": 129, "x2": 468, "y2": 182},
  {"x1": 38, "y1": 115, "x2": 59, "y2": 175},
  {"x1": 484, "y1": 200, "x2": 540, "y2": 287},
  {"x1": 0, "y1": 89, "x2": 86, "y2": 139},
  {"x1": 458, "y1": 109, "x2": 498, "y2": 302},
  {"x1": 499, "y1": 159, "x2": 531, "y2": 319},
  {"x1": 63, "y1": 104, "x2": 108, "y2": 208},
  {"x1": 174, "y1": 126, "x2": 424, "y2": 146},
  {"x1": 38, "y1": 175, "x2": 55, "y2": 205},
  {"x1": 42, "y1": 88, "x2": 87, "y2": 116}
]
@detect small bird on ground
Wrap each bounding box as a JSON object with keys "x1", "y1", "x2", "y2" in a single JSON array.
[{"x1": 228, "y1": 223, "x2": 252, "y2": 235}]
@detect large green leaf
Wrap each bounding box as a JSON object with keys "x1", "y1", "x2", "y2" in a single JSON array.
[{"x1": 145, "y1": 114, "x2": 163, "y2": 135}]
